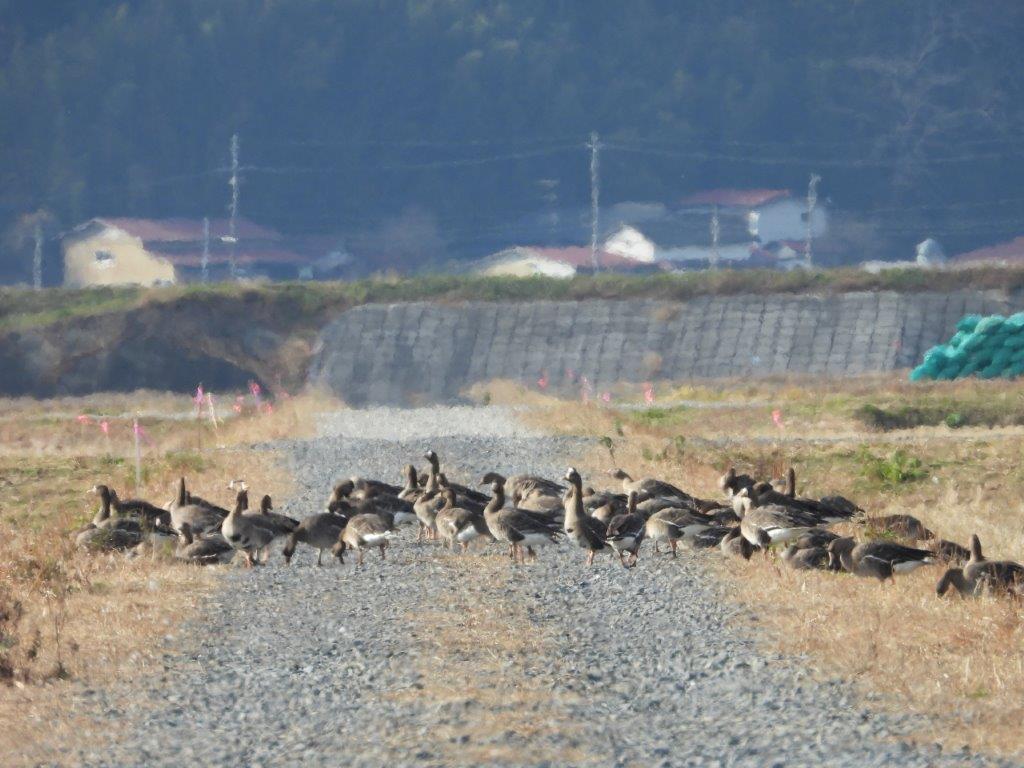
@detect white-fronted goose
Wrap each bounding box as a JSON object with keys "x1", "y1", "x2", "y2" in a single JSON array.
[
  {"x1": 482, "y1": 471, "x2": 565, "y2": 503},
  {"x1": 720, "y1": 527, "x2": 758, "y2": 560},
  {"x1": 781, "y1": 545, "x2": 833, "y2": 571},
  {"x1": 333, "y1": 512, "x2": 393, "y2": 565},
  {"x1": 865, "y1": 514, "x2": 933, "y2": 541},
  {"x1": 424, "y1": 450, "x2": 490, "y2": 504},
  {"x1": 283, "y1": 512, "x2": 349, "y2": 566},
  {"x1": 644, "y1": 506, "x2": 714, "y2": 556},
  {"x1": 609, "y1": 468, "x2": 692, "y2": 503},
  {"x1": 931, "y1": 538, "x2": 971, "y2": 565},
  {"x1": 397, "y1": 464, "x2": 422, "y2": 501},
  {"x1": 937, "y1": 561, "x2": 1024, "y2": 598},
  {"x1": 175, "y1": 522, "x2": 234, "y2": 565},
  {"x1": 827, "y1": 537, "x2": 934, "y2": 582},
  {"x1": 482, "y1": 480, "x2": 560, "y2": 564},
  {"x1": 794, "y1": 529, "x2": 840, "y2": 550},
  {"x1": 245, "y1": 494, "x2": 300, "y2": 534},
  {"x1": 413, "y1": 489, "x2": 445, "y2": 542},
  {"x1": 169, "y1": 479, "x2": 227, "y2": 537},
  {"x1": 435, "y1": 488, "x2": 491, "y2": 552},
  {"x1": 220, "y1": 489, "x2": 274, "y2": 567},
  {"x1": 735, "y1": 489, "x2": 824, "y2": 548},
  {"x1": 563, "y1": 468, "x2": 608, "y2": 565},
  {"x1": 605, "y1": 492, "x2": 645, "y2": 568},
  {"x1": 719, "y1": 466, "x2": 757, "y2": 498}
]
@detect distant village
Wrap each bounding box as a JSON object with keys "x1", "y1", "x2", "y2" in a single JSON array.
[{"x1": 54, "y1": 188, "x2": 1019, "y2": 288}]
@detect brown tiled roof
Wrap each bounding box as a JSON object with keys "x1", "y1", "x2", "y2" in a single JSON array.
[
  {"x1": 951, "y1": 236, "x2": 1024, "y2": 264},
  {"x1": 92, "y1": 217, "x2": 282, "y2": 242}
]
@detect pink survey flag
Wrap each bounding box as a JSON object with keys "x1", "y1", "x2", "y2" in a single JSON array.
[
  {"x1": 537, "y1": 371, "x2": 549, "y2": 390},
  {"x1": 99, "y1": 420, "x2": 110, "y2": 435},
  {"x1": 601, "y1": 391, "x2": 611, "y2": 403},
  {"x1": 642, "y1": 382, "x2": 655, "y2": 404},
  {"x1": 76, "y1": 414, "x2": 91, "y2": 425},
  {"x1": 580, "y1": 375, "x2": 592, "y2": 404},
  {"x1": 772, "y1": 408, "x2": 784, "y2": 428},
  {"x1": 233, "y1": 395, "x2": 245, "y2": 414}
]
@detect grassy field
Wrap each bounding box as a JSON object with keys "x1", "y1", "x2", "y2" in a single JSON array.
[
  {"x1": 0, "y1": 389, "x2": 334, "y2": 765},
  {"x1": 474, "y1": 375, "x2": 1024, "y2": 759},
  {"x1": 4, "y1": 265, "x2": 1024, "y2": 333}
]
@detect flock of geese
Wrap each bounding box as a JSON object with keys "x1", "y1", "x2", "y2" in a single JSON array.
[{"x1": 73, "y1": 451, "x2": 1024, "y2": 600}]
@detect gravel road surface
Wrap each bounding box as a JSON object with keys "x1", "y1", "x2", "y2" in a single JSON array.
[{"x1": 64, "y1": 407, "x2": 1014, "y2": 767}]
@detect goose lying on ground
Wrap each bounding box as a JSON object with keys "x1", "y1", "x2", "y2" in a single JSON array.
[
  {"x1": 283, "y1": 511, "x2": 349, "y2": 566},
  {"x1": 781, "y1": 545, "x2": 833, "y2": 571},
  {"x1": 950, "y1": 534, "x2": 1024, "y2": 597},
  {"x1": 609, "y1": 468, "x2": 692, "y2": 503},
  {"x1": 605, "y1": 492, "x2": 645, "y2": 568},
  {"x1": 827, "y1": 537, "x2": 934, "y2": 582},
  {"x1": 931, "y1": 538, "x2": 971, "y2": 565},
  {"x1": 720, "y1": 527, "x2": 759, "y2": 560},
  {"x1": 332, "y1": 513, "x2": 393, "y2": 565},
  {"x1": 175, "y1": 522, "x2": 234, "y2": 565},
  {"x1": 865, "y1": 514, "x2": 933, "y2": 541}
]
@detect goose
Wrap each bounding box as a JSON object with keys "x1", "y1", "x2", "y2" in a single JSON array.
[
  {"x1": 690, "y1": 525, "x2": 737, "y2": 549},
  {"x1": 75, "y1": 490, "x2": 143, "y2": 550},
  {"x1": 563, "y1": 468, "x2": 608, "y2": 565},
  {"x1": 107, "y1": 489, "x2": 170, "y2": 527},
  {"x1": 963, "y1": 534, "x2": 1024, "y2": 591},
  {"x1": 173, "y1": 477, "x2": 231, "y2": 517},
  {"x1": 169, "y1": 479, "x2": 227, "y2": 536},
  {"x1": 780, "y1": 468, "x2": 864, "y2": 520},
  {"x1": 282, "y1": 512, "x2": 349, "y2": 566},
  {"x1": 413, "y1": 489, "x2": 446, "y2": 542},
  {"x1": 719, "y1": 466, "x2": 757, "y2": 498},
  {"x1": 865, "y1": 514, "x2": 933, "y2": 541},
  {"x1": 734, "y1": 489, "x2": 824, "y2": 548},
  {"x1": 827, "y1": 537, "x2": 934, "y2": 582},
  {"x1": 605, "y1": 492, "x2": 645, "y2": 568},
  {"x1": 781, "y1": 545, "x2": 833, "y2": 571},
  {"x1": 936, "y1": 560, "x2": 1024, "y2": 599},
  {"x1": 794, "y1": 529, "x2": 840, "y2": 550},
  {"x1": 328, "y1": 479, "x2": 356, "y2": 505},
  {"x1": 423, "y1": 450, "x2": 489, "y2": 503},
  {"x1": 481, "y1": 480, "x2": 560, "y2": 564},
  {"x1": 609, "y1": 468, "x2": 692, "y2": 503},
  {"x1": 720, "y1": 527, "x2": 758, "y2": 560},
  {"x1": 434, "y1": 488, "x2": 492, "y2": 552},
  {"x1": 332, "y1": 513, "x2": 394, "y2": 565},
  {"x1": 397, "y1": 464, "x2": 422, "y2": 501},
  {"x1": 175, "y1": 522, "x2": 234, "y2": 565},
  {"x1": 353, "y1": 491, "x2": 417, "y2": 526},
  {"x1": 741, "y1": 483, "x2": 859, "y2": 525},
  {"x1": 220, "y1": 489, "x2": 274, "y2": 567},
  {"x1": 644, "y1": 506, "x2": 714, "y2": 556},
  {"x1": 245, "y1": 494, "x2": 300, "y2": 534},
  {"x1": 482, "y1": 471, "x2": 565, "y2": 503},
  {"x1": 931, "y1": 538, "x2": 971, "y2": 565}
]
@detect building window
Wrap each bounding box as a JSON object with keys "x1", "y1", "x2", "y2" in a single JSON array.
[{"x1": 94, "y1": 250, "x2": 115, "y2": 269}]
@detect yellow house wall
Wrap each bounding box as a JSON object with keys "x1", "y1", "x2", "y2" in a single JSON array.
[{"x1": 63, "y1": 229, "x2": 177, "y2": 287}]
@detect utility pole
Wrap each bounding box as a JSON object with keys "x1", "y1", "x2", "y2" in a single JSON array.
[
  {"x1": 710, "y1": 204, "x2": 720, "y2": 270},
  {"x1": 227, "y1": 133, "x2": 240, "y2": 280},
  {"x1": 588, "y1": 131, "x2": 600, "y2": 273},
  {"x1": 805, "y1": 173, "x2": 821, "y2": 268},
  {"x1": 201, "y1": 217, "x2": 211, "y2": 283},
  {"x1": 32, "y1": 222, "x2": 43, "y2": 290}
]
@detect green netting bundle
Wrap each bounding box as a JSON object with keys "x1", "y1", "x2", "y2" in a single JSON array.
[{"x1": 911, "y1": 313, "x2": 1024, "y2": 381}]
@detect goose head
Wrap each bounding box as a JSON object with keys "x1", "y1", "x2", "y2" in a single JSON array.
[
  {"x1": 332, "y1": 480, "x2": 354, "y2": 500},
  {"x1": 424, "y1": 450, "x2": 439, "y2": 469},
  {"x1": 402, "y1": 464, "x2": 418, "y2": 487},
  {"x1": 233, "y1": 488, "x2": 249, "y2": 514},
  {"x1": 481, "y1": 471, "x2": 506, "y2": 486},
  {"x1": 608, "y1": 468, "x2": 631, "y2": 481},
  {"x1": 260, "y1": 495, "x2": 273, "y2": 513},
  {"x1": 731, "y1": 487, "x2": 753, "y2": 517},
  {"x1": 718, "y1": 467, "x2": 736, "y2": 493},
  {"x1": 564, "y1": 467, "x2": 583, "y2": 489}
]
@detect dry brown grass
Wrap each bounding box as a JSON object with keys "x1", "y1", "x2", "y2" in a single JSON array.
[
  {"x1": 500, "y1": 376, "x2": 1024, "y2": 760},
  {"x1": 0, "y1": 388, "x2": 338, "y2": 766}
]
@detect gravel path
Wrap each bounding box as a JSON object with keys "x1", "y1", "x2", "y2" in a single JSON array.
[{"x1": 65, "y1": 407, "x2": 1015, "y2": 767}]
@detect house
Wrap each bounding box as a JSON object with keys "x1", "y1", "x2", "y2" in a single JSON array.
[
  {"x1": 472, "y1": 246, "x2": 663, "y2": 278},
  {"x1": 61, "y1": 217, "x2": 309, "y2": 287},
  {"x1": 948, "y1": 236, "x2": 1024, "y2": 268},
  {"x1": 679, "y1": 188, "x2": 827, "y2": 244},
  {"x1": 600, "y1": 189, "x2": 828, "y2": 270}
]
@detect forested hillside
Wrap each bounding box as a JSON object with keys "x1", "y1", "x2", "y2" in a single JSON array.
[{"x1": 1, "y1": 1, "x2": 1022, "y2": 280}]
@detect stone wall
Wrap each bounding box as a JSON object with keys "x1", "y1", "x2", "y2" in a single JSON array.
[{"x1": 309, "y1": 291, "x2": 1021, "y2": 405}]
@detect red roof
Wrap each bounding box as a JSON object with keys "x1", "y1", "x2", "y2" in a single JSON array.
[
  {"x1": 91, "y1": 217, "x2": 282, "y2": 242},
  {"x1": 951, "y1": 236, "x2": 1024, "y2": 265},
  {"x1": 531, "y1": 246, "x2": 643, "y2": 270},
  {"x1": 680, "y1": 189, "x2": 791, "y2": 208}
]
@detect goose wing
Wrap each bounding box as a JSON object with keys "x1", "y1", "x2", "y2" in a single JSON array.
[
  {"x1": 857, "y1": 541, "x2": 933, "y2": 564},
  {"x1": 606, "y1": 513, "x2": 644, "y2": 541}
]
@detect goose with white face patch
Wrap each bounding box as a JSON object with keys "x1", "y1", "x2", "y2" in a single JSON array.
[
  {"x1": 605, "y1": 491, "x2": 645, "y2": 568},
  {"x1": 481, "y1": 479, "x2": 560, "y2": 564},
  {"x1": 282, "y1": 511, "x2": 350, "y2": 566},
  {"x1": 434, "y1": 488, "x2": 491, "y2": 552},
  {"x1": 563, "y1": 468, "x2": 608, "y2": 566}
]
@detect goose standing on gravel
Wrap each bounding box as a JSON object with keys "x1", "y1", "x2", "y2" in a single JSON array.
[
  {"x1": 283, "y1": 511, "x2": 349, "y2": 566},
  {"x1": 563, "y1": 468, "x2": 608, "y2": 566},
  {"x1": 332, "y1": 513, "x2": 394, "y2": 566},
  {"x1": 605, "y1": 491, "x2": 645, "y2": 568},
  {"x1": 413, "y1": 489, "x2": 445, "y2": 542},
  {"x1": 481, "y1": 479, "x2": 560, "y2": 564},
  {"x1": 220, "y1": 488, "x2": 273, "y2": 567},
  {"x1": 644, "y1": 505, "x2": 714, "y2": 556},
  {"x1": 827, "y1": 537, "x2": 934, "y2": 582},
  {"x1": 434, "y1": 488, "x2": 491, "y2": 552}
]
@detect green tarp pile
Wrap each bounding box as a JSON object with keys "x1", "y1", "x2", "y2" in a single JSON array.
[{"x1": 910, "y1": 314, "x2": 1024, "y2": 381}]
